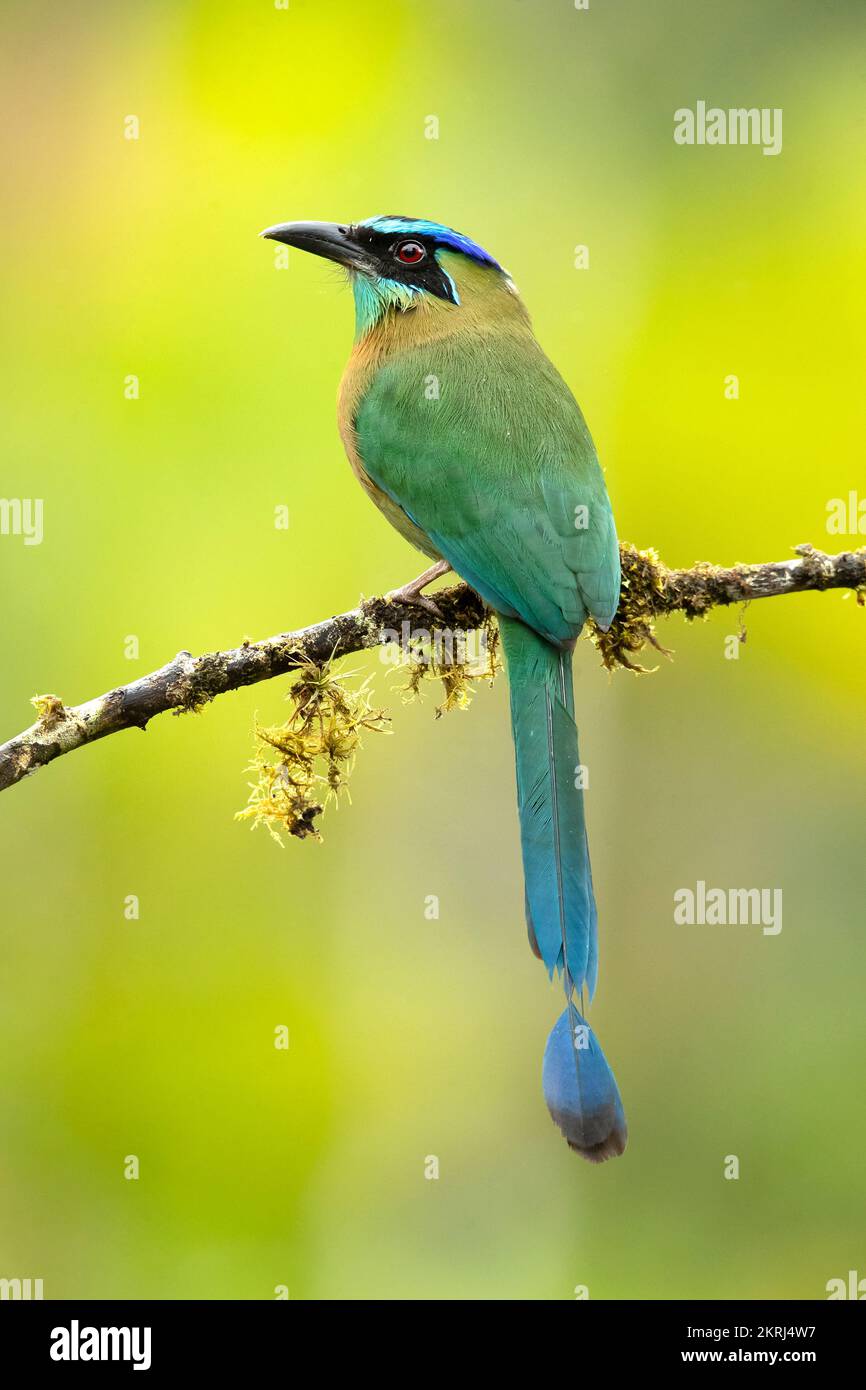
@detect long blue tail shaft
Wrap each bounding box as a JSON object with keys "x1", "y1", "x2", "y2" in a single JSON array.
[{"x1": 500, "y1": 614, "x2": 626, "y2": 1161}]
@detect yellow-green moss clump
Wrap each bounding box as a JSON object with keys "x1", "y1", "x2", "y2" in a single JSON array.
[
  {"x1": 31, "y1": 693, "x2": 68, "y2": 727},
  {"x1": 235, "y1": 657, "x2": 390, "y2": 844},
  {"x1": 585, "y1": 545, "x2": 670, "y2": 673},
  {"x1": 397, "y1": 615, "x2": 500, "y2": 714},
  {"x1": 236, "y1": 620, "x2": 501, "y2": 844}
]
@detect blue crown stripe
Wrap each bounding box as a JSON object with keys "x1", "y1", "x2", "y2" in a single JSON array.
[{"x1": 361, "y1": 216, "x2": 501, "y2": 270}]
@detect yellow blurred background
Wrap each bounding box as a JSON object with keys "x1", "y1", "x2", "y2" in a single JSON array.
[{"x1": 1, "y1": 0, "x2": 864, "y2": 1299}]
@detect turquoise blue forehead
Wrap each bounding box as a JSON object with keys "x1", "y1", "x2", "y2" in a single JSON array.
[{"x1": 361, "y1": 216, "x2": 502, "y2": 269}]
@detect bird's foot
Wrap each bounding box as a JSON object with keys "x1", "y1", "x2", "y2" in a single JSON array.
[{"x1": 385, "y1": 560, "x2": 451, "y2": 618}]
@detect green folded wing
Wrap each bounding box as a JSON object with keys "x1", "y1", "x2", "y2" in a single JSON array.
[{"x1": 354, "y1": 328, "x2": 619, "y2": 644}]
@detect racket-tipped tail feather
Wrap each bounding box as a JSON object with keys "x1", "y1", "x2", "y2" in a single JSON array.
[{"x1": 542, "y1": 1008, "x2": 627, "y2": 1162}]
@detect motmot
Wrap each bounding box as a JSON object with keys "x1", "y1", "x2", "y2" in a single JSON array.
[{"x1": 261, "y1": 216, "x2": 626, "y2": 1161}]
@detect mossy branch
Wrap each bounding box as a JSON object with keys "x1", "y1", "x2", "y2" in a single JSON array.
[
  {"x1": 588, "y1": 541, "x2": 866, "y2": 671},
  {"x1": 1, "y1": 541, "x2": 863, "y2": 797}
]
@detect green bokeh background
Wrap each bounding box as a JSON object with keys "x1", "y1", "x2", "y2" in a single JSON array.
[{"x1": 2, "y1": 0, "x2": 864, "y2": 1300}]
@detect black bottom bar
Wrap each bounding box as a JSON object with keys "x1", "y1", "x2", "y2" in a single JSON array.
[{"x1": 2, "y1": 1298, "x2": 861, "y2": 1374}]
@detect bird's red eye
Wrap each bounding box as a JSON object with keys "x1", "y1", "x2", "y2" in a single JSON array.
[{"x1": 395, "y1": 240, "x2": 426, "y2": 265}]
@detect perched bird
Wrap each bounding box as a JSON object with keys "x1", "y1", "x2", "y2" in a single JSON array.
[{"x1": 261, "y1": 215, "x2": 626, "y2": 1160}]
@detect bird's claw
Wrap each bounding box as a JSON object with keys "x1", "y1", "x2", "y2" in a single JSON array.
[
  {"x1": 385, "y1": 586, "x2": 444, "y2": 620},
  {"x1": 384, "y1": 560, "x2": 451, "y2": 620}
]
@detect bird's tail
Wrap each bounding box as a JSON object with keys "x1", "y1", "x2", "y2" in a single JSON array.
[{"x1": 499, "y1": 614, "x2": 626, "y2": 1161}]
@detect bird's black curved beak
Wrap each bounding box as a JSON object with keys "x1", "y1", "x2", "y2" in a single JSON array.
[{"x1": 259, "y1": 220, "x2": 372, "y2": 274}]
